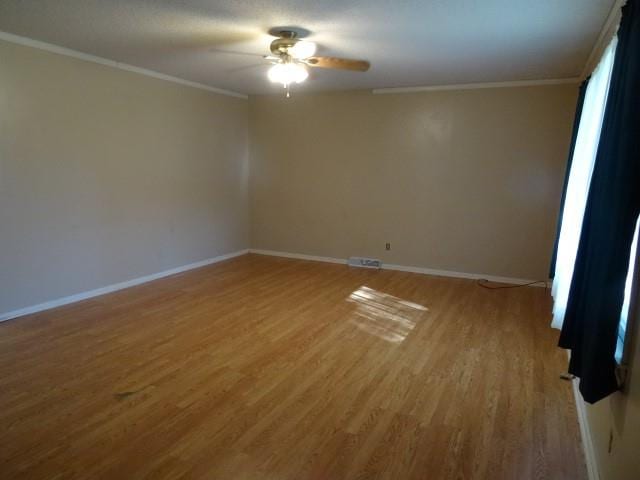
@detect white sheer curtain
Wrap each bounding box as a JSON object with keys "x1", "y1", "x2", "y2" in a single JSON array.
[{"x1": 551, "y1": 37, "x2": 618, "y2": 329}]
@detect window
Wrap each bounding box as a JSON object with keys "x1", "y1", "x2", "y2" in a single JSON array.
[
  {"x1": 616, "y1": 216, "x2": 639, "y2": 363},
  {"x1": 551, "y1": 37, "x2": 618, "y2": 329}
]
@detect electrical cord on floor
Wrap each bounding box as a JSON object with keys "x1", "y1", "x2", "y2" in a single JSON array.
[{"x1": 476, "y1": 278, "x2": 549, "y2": 289}]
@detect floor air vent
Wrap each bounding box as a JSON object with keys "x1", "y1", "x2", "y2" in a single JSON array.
[{"x1": 348, "y1": 257, "x2": 382, "y2": 269}]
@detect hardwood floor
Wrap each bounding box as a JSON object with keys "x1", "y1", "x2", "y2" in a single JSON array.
[{"x1": 0, "y1": 254, "x2": 586, "y2": 479}]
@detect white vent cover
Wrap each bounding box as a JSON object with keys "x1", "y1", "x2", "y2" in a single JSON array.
[{"x1": 348, "y1": 257, "x2": 382, "y2": 269}]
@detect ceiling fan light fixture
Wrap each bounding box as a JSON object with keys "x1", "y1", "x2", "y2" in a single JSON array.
[
  {"x1": 264, "y1": 28, "x2": 369, "y2": 96},
  {"x1": 289, "y1": 41, "x2": 316, "y2": 59},
  {"x1": 267, "y1": 62, "x2": 309, "y2": 86}
]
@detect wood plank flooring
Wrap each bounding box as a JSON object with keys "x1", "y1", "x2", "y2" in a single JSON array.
[{"x1": 0, "y1": 254, "x2": 586, "y2": 479}]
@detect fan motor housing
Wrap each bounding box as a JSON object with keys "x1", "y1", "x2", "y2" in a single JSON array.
[{"x1": 270, "y1": 32, "x2": 298, "y2": 56}]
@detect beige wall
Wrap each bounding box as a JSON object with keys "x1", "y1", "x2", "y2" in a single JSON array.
[
  {"x1": 0, "y1": 40, "x2": 578, "y2": 307},
  {"x1": 584, "y1": 274, "x2": 640, "y2": 480},
  {"x1": 249, "y1": 87, "x2": 577, "y2": 280},
  {"x1": 0, "y1": 40, "x2": 249, "y2": 314}
]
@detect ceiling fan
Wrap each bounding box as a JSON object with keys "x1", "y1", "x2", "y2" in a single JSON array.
[{"x1": 264, "y1": 28, "x2": 370, "y2": 96}]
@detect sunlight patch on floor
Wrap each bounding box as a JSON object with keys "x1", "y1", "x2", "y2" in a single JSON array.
[{"x1": 347, "y1": 286, "x2": 428, "y2": 343}]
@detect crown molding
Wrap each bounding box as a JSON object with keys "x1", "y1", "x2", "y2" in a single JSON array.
[
  {"x1": 580, "y1": 0, "x2": 625, "y2": 80},
  {"x1": 0, "y1": 30, "x2": 248, "y2": 99},
  {"x1": 372, "y1": 77, "x2": 580, "y2": 94}
]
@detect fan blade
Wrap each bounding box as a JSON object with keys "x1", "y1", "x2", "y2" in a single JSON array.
[{"x1": 305, "y1": 56, "x2": 370, "y2": 72}]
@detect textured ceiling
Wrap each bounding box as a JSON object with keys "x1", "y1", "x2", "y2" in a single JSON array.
[{"x1": 0, "y1": 0, "x2": 615, "y2": 95}]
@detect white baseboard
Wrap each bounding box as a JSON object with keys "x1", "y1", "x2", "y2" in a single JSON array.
[
  {"x1": 2, "y1": 247, "x2": 545, "y2": 323},
  {"x1": 381, "y1": 262, "x2": 544, "y2": 286},
  {"x1": 0, "y1": 249, "x2": 249, "y2": 322},
  {"x1": 571, "y1": 374, "x2": 601, "y2": 480},
  {"x1": 249, "y1": 249, "x2": 347, "y2": 265},
  {"x1": 248, "y1": 249, "x2": 546, "y2": 286}
]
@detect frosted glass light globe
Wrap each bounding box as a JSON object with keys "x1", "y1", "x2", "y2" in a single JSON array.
[
  {"x1": 268, "y1": 63, "x2": 309, "y2": 85},
  {"x1": 290, "y1": 41, "x2": 316, "y2": 59}
]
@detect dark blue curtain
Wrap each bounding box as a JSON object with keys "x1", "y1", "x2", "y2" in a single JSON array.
[
  {"x1": 549, "y1": 79, "x2": 590, "y2": 279},
  {"x1": 559, "y1": 0, "x2": 640, "y2": 403}
]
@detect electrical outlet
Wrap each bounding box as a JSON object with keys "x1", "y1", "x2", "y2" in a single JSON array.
[{"x1": 385, "y1": 243, "x2": 391, "y2": 251}]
